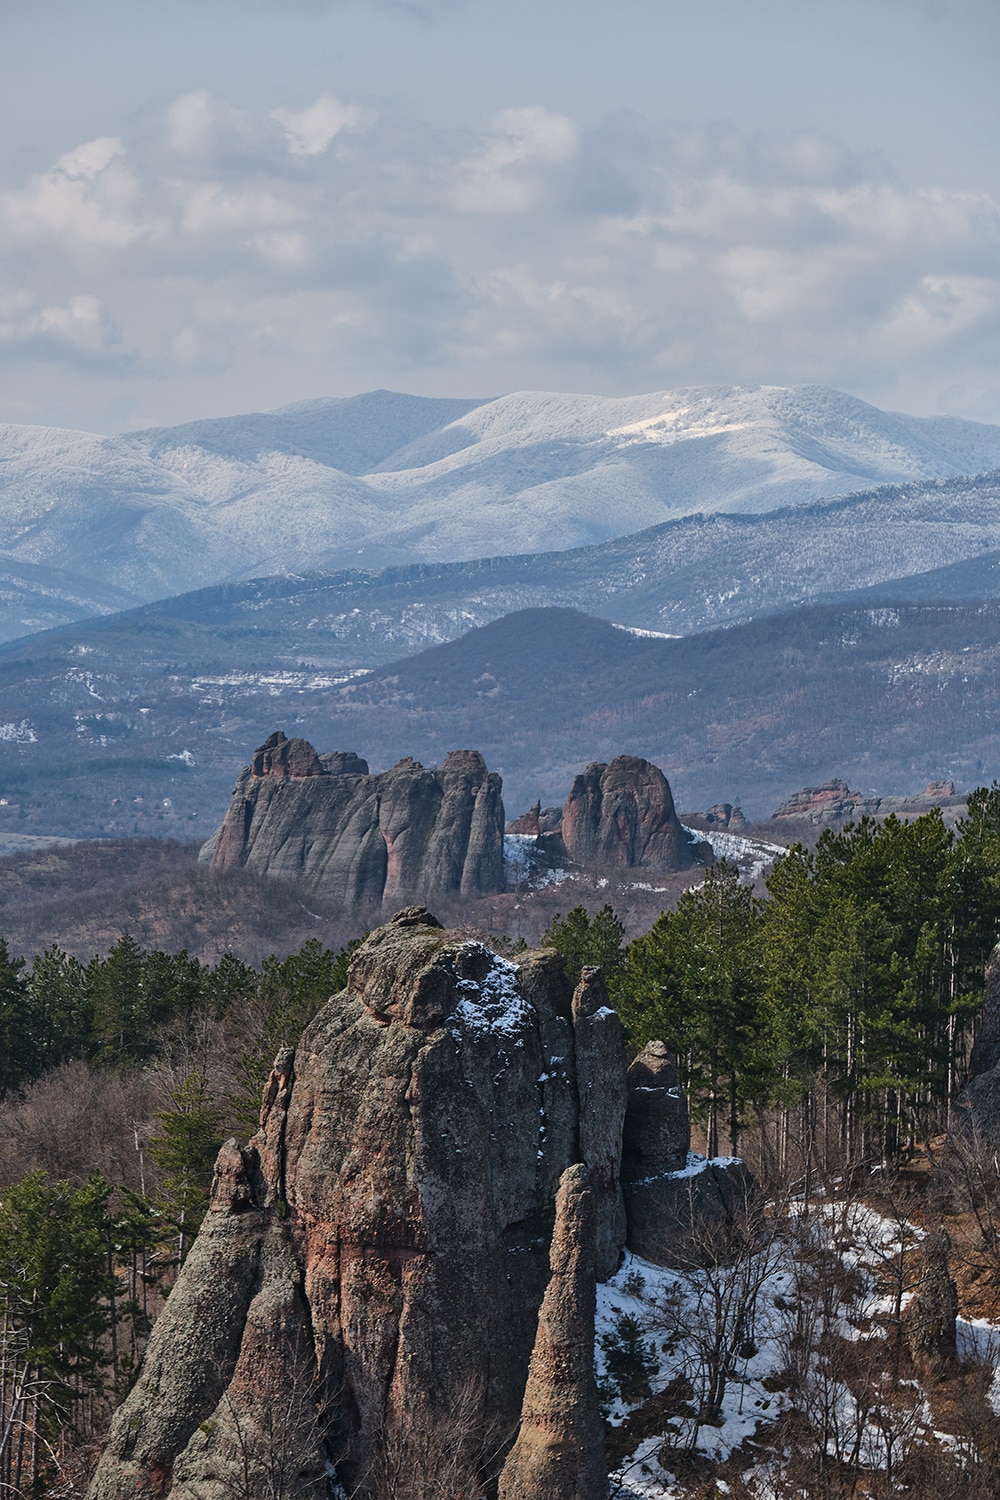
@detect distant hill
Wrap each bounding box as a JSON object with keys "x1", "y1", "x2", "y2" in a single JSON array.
[
  {"x1": 48, "y1": 468, "x2": 1000, "y2": 664},
  {"x1": 2, "y1": 383, "x2": 1000, "y2": 638},
  {"x1": 1, "y1": 600, "x2": 999, "y2": 839}
]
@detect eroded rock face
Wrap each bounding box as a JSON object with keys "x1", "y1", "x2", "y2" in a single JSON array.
[
  {"x1": 561, "y1": 756, "x2": 698, "y2": 873},
  {"x1": 87, "y1": 912, "x2": 628, "y2": 1500},
  {"x1": 497, "y1": 1164, "x2": 608, "y2": 1500},
  {"x1": 201, "y1": 732, "x2": 505, "y2": 909}
]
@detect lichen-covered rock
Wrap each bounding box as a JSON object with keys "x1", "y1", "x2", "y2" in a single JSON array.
[
  {"x1": 498, "y1": 1164, "x2": 608, "y2": 1500},
  {"x1": 200, "y1": 733, "x2": 505, "y2": 909},
  {"x1": 87, "y1": 910, "x2": 628, "y2": 1500},
  {"x1": 561, "y1": 756, "x2": 697, "y2": 873}
]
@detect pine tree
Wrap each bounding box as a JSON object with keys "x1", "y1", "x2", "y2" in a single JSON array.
[
  {"x1": 541, "y1": 904, "x2": 626, "y2": 988},
  {"x1": 149, "y1": 1073, "x2": 223, "y2": 1264},
  {"x1": 0, "y1": 937, "x2": 32, "y2": 1100}
]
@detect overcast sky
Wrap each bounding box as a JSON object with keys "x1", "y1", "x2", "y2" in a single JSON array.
[{"x1": 2, "y1": 0, "x2": 999, "y2": 431}]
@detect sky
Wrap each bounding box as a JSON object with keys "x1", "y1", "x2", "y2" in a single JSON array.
[{"x1": 1, "y1": 0, "x2": 999, "y2": 432}]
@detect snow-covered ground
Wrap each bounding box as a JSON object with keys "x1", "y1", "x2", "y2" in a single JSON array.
[
  {"x1": 683, "y1": 826, "x2": 788, "y2": 882},
  {"x1": 597, "y1": 1194, "x2": 1000, "y2": 1498}
]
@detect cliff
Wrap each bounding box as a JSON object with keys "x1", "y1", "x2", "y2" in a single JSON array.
[{"x1": 201, "y1": 732, "x2": 505, "y2": 909}]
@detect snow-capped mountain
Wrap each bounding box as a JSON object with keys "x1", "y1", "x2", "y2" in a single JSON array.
[{"x1": 0, "y1": 386, "x2": 999, "y2": 628}]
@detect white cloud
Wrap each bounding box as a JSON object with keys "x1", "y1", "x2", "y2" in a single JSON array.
[
  {"x1": 166, "y1": 92, "x2": 217, "y2": 154},
  {"x1": 5, "y1": 100, "x2": 1000, "y2": 422},
  {"x1": 271, "y1": 93, "x2": 373, "y2": 156},
  {"x1": 455, "y1": 106, "x2": 579, "y2": 212},
  {"x1": 0, "y1": 137, "x2": 148, "y2": 250}
]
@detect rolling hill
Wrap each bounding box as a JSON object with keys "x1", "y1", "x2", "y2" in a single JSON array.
[{"x1": 2, "y1": 600, "x2": 1000, "y2": 841}]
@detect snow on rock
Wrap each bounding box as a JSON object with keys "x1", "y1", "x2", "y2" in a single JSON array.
[{"x1": 452, "y1": 946, "x2": 533, "y2": 1039}]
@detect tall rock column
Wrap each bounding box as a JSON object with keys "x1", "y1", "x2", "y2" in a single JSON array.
[
  {"x1": 573, "y1": 967, "x2": 627, "y2": 1281},
  {"x1": 498, "y1": 1163, "x2": 608, "y2": 1500}
]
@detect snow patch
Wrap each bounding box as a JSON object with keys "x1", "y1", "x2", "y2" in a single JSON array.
[{"x1": 452, "y1": 947, "x2": 533, "y2": 1039}]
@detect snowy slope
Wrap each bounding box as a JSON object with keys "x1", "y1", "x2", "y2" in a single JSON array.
[{"x1": 2, "y1": 385, "x2": 1000, "y2": 633}]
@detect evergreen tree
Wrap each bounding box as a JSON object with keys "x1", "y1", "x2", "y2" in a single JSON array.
[
  {"x1": 0, "y1": 937, "x2": 31, "y2": 1100},
  {"x1": 540, "y1": 904, "x2": 626, "y2": 988},
  {"x1": 150, "y1": 1072, "x2": 224, "y2": 1264}
]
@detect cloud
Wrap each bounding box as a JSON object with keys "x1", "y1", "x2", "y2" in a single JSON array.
[
  {"x1": 0, "y1": 290, "x2": 131, "y2": 369},
  {"x1": 271, "y1": 93, "x2": 374, "y2": 156},
  {"x1": 0, "y1": 136, "x2": 151, "y2": 251},
  {"x1": 6, "y1": 96, "x2": 1000, "y2": 422},
  {"x1": 455, "y1": 107, "x2": 579, "y2": 212}
]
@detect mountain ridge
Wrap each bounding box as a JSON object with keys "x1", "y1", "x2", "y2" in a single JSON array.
[{"x1": 2, "y1": 384, "x2": 1000, "y2": 640}]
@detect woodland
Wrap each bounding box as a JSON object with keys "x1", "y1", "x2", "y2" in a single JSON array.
[{"x1": 5, "y1": 792, "x2": 1000, "y2": 1495}]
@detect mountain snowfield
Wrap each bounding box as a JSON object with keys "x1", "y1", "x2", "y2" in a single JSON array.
[{"x1": 3, "y1": 384, "x2": 1000, "y2": 640}]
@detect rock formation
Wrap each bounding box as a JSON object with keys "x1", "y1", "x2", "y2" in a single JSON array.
[
  {"x1": 620, "y1": 1041, "x2": 752, "y2": 1267},
  {"x1": 772, "y1": 778, "x2": 963, "y2": 825},
  {"x1": 905, "y1": 1229, "x2": 958, "y2": 1379},
  {"x1": 201, "y1": 732, "x2": 505, "y2": 909},
  {"x1": 497, "y1": 1164, "x2": 608, "y2": 1500},
  {"x1": 560, "y1": 756, "x2": 698, "y2": 873},
  {"x1": 705, "y1": 802, "x2": 747, "y2": 830},
  {"x1": 87, "y1": 910, "x2": 628, "y2": 1500}
]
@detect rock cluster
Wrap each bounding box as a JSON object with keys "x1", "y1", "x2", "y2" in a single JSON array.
[
  {"x1": 87, "y1": 911, "x2": 746, "y2": 1500},
  {"x1": 87, "y1": 909, "x2": 626, "y2": 1500},
  {"x1": 621, "y1": 1041, "x2": 751, "y2": 1267},
  {"x1": 201, "y1": 732, "x2": 505, "y2": 908},
  {"x1": 772, "y1": 778, "x2": 962, "y2": 825}
]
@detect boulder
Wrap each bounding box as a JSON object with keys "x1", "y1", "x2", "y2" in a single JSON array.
[
  {"x1": 87, "y1": 910, "x2": 628, "y2": 1500},
  {"x1": 561, "y1": 756, "x2": 698, "y2": 873},
  {"x1": 623, "y1": 1154, "x2": 755, "y2": 1269},
  {"x1": 498, "y1": 1164, "x2": 608, "y2": 1500},
  {"x1": 201, "y1": 732, "x2": 505, "y2": 910}
]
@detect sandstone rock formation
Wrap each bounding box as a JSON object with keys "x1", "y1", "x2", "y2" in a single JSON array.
[
  {"x1": 201, "y1": 732, "x2": 505, "y2": 909},
  {"x1": 772, "y1": 778, "x2": 963, "y2": 825},
  {"x1": 497, "y1": 1164, "x2": 608, "y2": 1500},
  {"x1": 620, "y1": 1040, "x2": 752, "y2": 1267},
  {"x1": 705, "y1": 802, "x2": 747, "y2": 830},
  {"x1": 87, "y1": 910, "x2": 628, "y2": 1500},
  {"x1": 560, "y1": 756, "x2": 698, "y2": 873}
]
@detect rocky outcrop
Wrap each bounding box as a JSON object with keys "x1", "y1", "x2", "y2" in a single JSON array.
[
  {"x1": 621, "y1": 1041, "x2": 690, "y2": 1180},
  {"x1": 497, "y1": 1164, "x2": 608, "y2": 1500},
  {"x1": 87, "y1": 911, "x2": 628, "y2": 1500},
  {"x1": 620, "y1": 1040, "x2": 752, "y2": 1267},
  {"x1": 705, "y1": 802, "x2": 747, "y2": 830},
  {"x1": 201, "y1": 732, "x2": 505, "y2": 909},
  {"x1": 772, "y1": 778, "x2": 963, "y2": 825},
  {"x1": 905, "y1": 1229, "x2": 958, "y2": 1379},
  {"x1": 572, "y1": 968, "x2": 627, "y2": 1281},
  {"x1": 560, "y1": 756, "x2": 698, "y2": 873}
]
